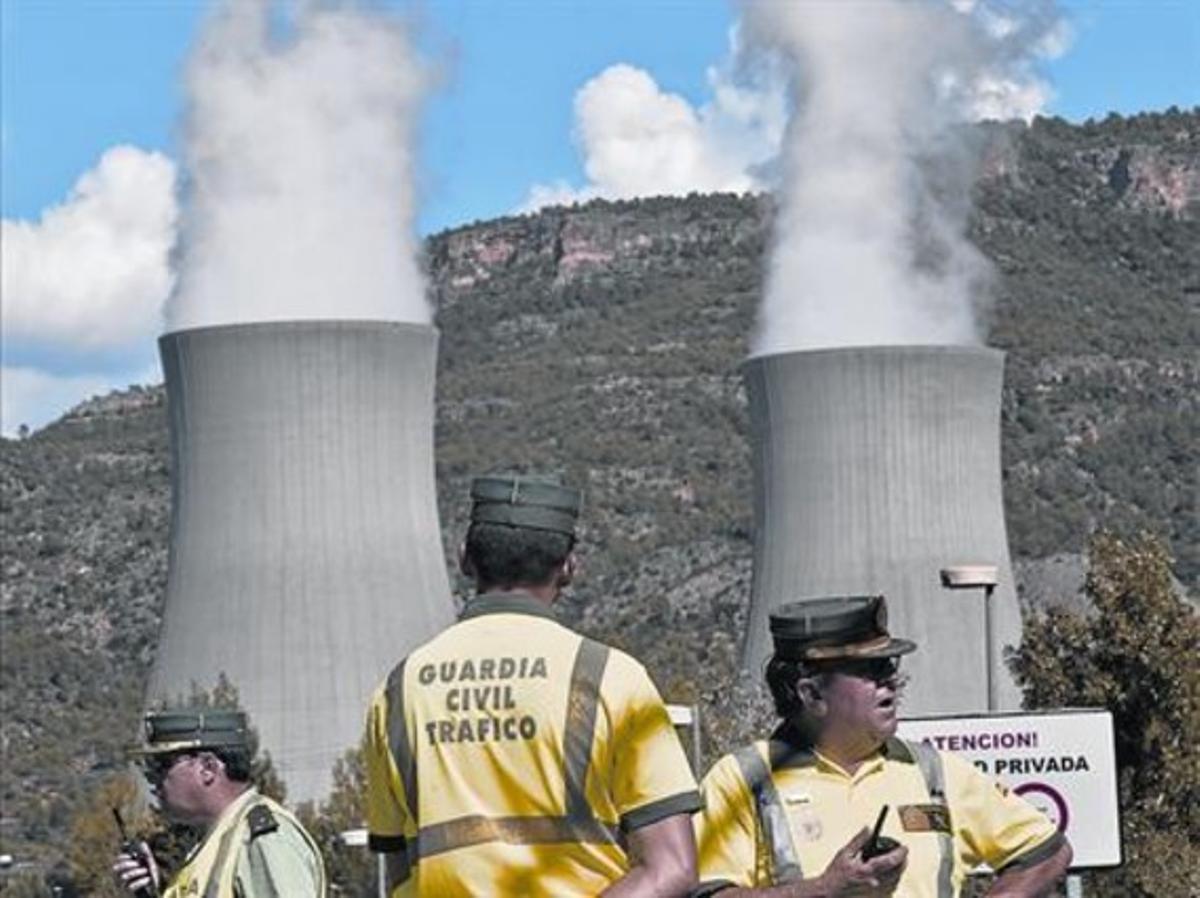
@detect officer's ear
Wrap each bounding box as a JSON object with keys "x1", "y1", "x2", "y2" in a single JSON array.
[
  {"x1": 557, "y1": 552, "x2": 578, "y2": 589},
  {"x1": 195, "y1": 752, "x2": 222, "y2": 784},
  {"x1": 796, "y1": 675, "x2": 825, "y2": 714}
]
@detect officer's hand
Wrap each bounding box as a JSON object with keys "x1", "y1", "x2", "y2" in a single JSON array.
[
  {"x1": 112, "y1": 842, "x2": 160, "y2": 896},
  {"x1": 857, "y1": 843, "x2": 906, "y2": 896},
  {"x1": 814, "y1": 827, "x2": 908, "y2": 897}
]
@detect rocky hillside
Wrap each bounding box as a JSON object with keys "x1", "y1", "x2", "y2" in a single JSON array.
[{"x1": 1, "y1": 108, "x2": 1197, "y2": 882}]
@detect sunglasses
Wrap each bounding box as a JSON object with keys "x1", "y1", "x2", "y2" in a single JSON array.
[
  {"x1": 817, "y1": 657, "x2": 902, "y2": 683},
  {"x1": 141, "y1": 752, "x2": 195, "y2": 786}
]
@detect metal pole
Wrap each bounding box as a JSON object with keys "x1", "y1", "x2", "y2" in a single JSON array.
[
  {"x1": 1066, "y1": 873, "x2": 1083, "y2": 898},
  {"x1": 984, "y1": 584, "x2": 997, "y2": 712}
]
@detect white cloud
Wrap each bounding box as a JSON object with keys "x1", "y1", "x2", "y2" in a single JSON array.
[
  {"x1": 968, "y1": 74, "x2": 1053, "y2": 122},
  {"x1": 0, "y1": 361, "x2": 159, "y2": 437},
  {"x1": 576, "y1": 65, "x2": 715, "y2": 198},
  {"x1": 523, "y1": 180, "x2": 591, "y2": 211},
  {"x1": 1, "y1": 145, "x2": 177, "y2": 350},
  {"x1": 522, "y1": 53, "x2": 786, "y2": 211}
]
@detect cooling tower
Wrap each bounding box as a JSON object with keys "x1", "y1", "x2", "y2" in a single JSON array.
[
  {"x1": 150, "y1": 320, "x2": 455, "y2": 801},
  {"x1": 742, "y1": 345, "x2": 1021, "y2": 714}
]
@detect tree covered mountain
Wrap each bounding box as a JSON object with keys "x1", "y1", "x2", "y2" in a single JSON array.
[{"x1": 1, "y1": 108, "x2": 1197, "y2": 885}]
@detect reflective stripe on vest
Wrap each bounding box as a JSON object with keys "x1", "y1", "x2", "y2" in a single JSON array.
[
  {"x1": 907, "y1": 740, "x2": 954, "y2": 898},
  {"x1": 385, "y1": 658, "x2": 418, "y2": 820},
  {"x1": 563, "y1": 638, "x2": 609, "y2": 821},
  {"x1": 417, "y1": 812, "x2": 621, "y2": 858},
  {"x1": 384, "y1": 637, "x2": 615, "y2": 865},
  {"x1": 732, "y1": 743, "x2": 803, "y2": 883},
  {"x1": 202, "y1": 800, "x2": 263, "y2": 898},
  {"x1": 382, "y1": 659, "x2": 418, "y2": 885}
]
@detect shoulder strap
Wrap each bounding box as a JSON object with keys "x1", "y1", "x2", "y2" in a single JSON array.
[
  {"x1": 905, "y1": 740, "x2": 955, "y2": 898},
  {"x1": 908, "y1": 739, "x2": 947, "y2": 802},
  {"x1": 246, "y1": 805, "x2": 279, "y2": 840},
  {"x1": 384, "y1": 657, "x2": 419, "y2": 824},
  {"x1": 563, "y1": 637, "x2": 610, "y2": 820},
  {"x1": 733, "y1": 742, "x2": 803, "y2": 884}
]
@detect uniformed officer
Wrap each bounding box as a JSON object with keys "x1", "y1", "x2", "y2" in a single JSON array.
[
  {"x1": 364, "y1": 475, "x2": 703, "y2": 896},
  {"x1": 693, "y1": 596, "x2": 1073, "y2": 897},
  {"x1": 112, "y1": 708, "x2": 326, "y2": 898}
]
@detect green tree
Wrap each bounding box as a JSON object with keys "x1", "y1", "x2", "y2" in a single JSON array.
[
  {"x1": 66, "y1": 772, "x2": 155, "y2": 897},
  {"x1": 296, "y1": 745, "x2": 376, "y2": 897},
  {"x1": 0, "y1": 873, "x2": 54, "y2": 897},
  {"x1": 1009, "y1": 532, "x2": 1200, "y2": 897}
]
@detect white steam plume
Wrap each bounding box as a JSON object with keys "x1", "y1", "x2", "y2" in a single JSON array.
[
  {"x1": 745, "y1": 0, "x2": 1065, "y2": 356},
  {"x1": 167, "y1": 0, "x2": 429, "y2": 331}
]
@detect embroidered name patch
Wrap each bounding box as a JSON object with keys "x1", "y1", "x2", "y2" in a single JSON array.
[
  {"x1": 899, "y1": 804, "x2": 952, "y2": 833},
  {"x1": 780, "y1": 793, "x2": 823, "y2": 841}
]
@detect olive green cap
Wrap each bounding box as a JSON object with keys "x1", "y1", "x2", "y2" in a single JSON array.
[
  {"x1": 132, "y1": 708, "x2": 250, "y2": 756},
  {"x1": 469, "y1": 475, "x2": 582, "y2": 536},
  {"x1": 769, "y1": 595, "x2": 917, "y2": 661}
]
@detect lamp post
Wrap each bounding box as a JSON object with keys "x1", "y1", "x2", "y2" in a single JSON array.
[
  {"x1": 340, "y1": 829, "x2": 386, "y2": 898},
  {"x1": 940, "y1": 565, "x2": 999, "y2": 711}
]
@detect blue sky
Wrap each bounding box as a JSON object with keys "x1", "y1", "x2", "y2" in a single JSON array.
[
  {"x1": 1, "y1": 0, "x2": 1197, "y2": 434},
  {"x1": 2, "y1": 1, "x2": 739, "y2": 232}
]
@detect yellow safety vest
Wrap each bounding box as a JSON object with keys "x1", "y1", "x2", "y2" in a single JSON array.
[
  {"x1": 695, "y1": 736, "x2": 1064, "y2": 898},
  {"x1": 364, "y1": 592, "x2": 702, "y2": 896}
]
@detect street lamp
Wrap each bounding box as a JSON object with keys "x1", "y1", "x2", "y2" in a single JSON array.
[
  {"x1": 940, "y1": 565, "x2": 999, "y2": 711},
  {"x1": 339, "y1": 828, "x2": 386, "y2": 898}
]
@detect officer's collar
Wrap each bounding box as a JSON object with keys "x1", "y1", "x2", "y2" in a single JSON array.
[
  {"x1": 768, "y1": 722, "x2": 819, "y2": 769},
  {"x1": 771, "y1": 722, "x2": 915, "y2": 769},
  {"x1": 880, "y1": 737, "x2": 918, "y2": 764},
  {"x1": 459, "y1": 591, "x2": 559, "y2": 623},
  {"x1": 204, "y1": 785, "x2": 259, "y2": 835}
]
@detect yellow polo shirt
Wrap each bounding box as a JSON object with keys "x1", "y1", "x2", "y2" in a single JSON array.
[
  {"x1": 364, "y1": 593, "x2": 702, "y2": 897},
  {"x1": 695, "y1": 736, "x2": 1063, "y2": 897}
]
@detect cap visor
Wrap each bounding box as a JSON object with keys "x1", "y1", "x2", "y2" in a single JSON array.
[
  {"x1": 126, "y1": 739, "x2": 203, "y2": 757},
  {"x1": 803, "y1": 637, "x2": 917, "y2": 660},
  {"x1": 856, "y1": 637, "x2": 917, "y2": 658}
]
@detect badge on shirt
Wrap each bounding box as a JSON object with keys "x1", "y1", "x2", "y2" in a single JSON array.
[
  {"x1": 899, "y1": 803, "x2": 952, "y2": 833},
  {"x1": 783, "y1": 793, "x2": 823, "y2": 842}
]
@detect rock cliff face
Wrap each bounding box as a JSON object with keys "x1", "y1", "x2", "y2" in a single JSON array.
[
  {"x1": 1, "y1": 109, "x2": 1197, "y2": 877},
  {"x1": 432, "y1": 113, "x2": 1199, "y2": 302},
  {"x1": 431, "y1": 193, "x2": 770, "y2": 298},
  {"x1": 1105, "y1": 145, "x2": 1200, "y2": 214}
]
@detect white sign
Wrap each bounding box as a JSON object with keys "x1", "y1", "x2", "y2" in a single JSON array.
[{"x1": 897, "y1": 709, "x2": 1120, "y2": 869}]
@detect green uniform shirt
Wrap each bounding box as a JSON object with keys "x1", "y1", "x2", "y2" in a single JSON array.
[
  {"x1": 163, "y1": 788, "x2": 326, "y2": 898},
  {"x1": 364, "y1": 592, "x2": 703, "y2": 897},
  {"x1": 695, "y1": 736, "x2": 1064, "y2": 897}
]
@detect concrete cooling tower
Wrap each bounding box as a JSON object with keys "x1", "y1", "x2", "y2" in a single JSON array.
[
  {"x1": 742, "y1": 345, "x2": 1021, "y2": 715},
  {"x1": 150, "y1": 320, "x2": 455, "y2": 801}
]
